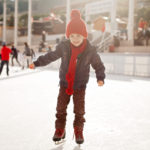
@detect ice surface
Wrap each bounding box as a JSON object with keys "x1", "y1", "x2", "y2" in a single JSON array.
[{"x1": 0, "y1": 67, "x2": 150, "y2": 150}]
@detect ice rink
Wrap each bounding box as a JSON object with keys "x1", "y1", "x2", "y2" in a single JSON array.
[{"x1": 0, "y1": 67, "x2": 150, "y2": 150}]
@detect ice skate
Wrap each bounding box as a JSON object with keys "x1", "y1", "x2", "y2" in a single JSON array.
[
  {"x1": 74, "y1": 127, "x2": 84, "y2": 145},
  {"x1": 53, "y1": 128, "x2": 66, "y2": 145}
]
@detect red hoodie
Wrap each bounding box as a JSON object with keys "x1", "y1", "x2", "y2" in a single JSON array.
[{"x1": 1, "y1": 46, "x2": 12, "y2": 61}]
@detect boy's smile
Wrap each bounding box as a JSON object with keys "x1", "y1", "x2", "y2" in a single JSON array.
[{"x1": 69, "y1": 33, "x2": 85, "y2": 47}]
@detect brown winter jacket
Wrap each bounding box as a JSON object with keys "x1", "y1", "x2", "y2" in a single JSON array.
[{"x1": 34, "y1": 39, "x2": 105, "y2": 89}]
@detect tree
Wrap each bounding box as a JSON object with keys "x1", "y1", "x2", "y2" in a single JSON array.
[
  {"x1": 18, "y1": 13, "x2": 28, "y2": 28},
  {"x1": 0, "y1": 0, "x2": 14, "y2": 15},
  {"x1": 136, "y1": 7, "x2": 150, "y2": 24},
  {"x1": 117, "y1": 0, "x2": 128, "y2": 18},
  {"x1": 7, "y1": 14, "x2": 14, "y2": 26},
  {"x1": 0, "y1": 1, "x2": 3, "y2": 14}
]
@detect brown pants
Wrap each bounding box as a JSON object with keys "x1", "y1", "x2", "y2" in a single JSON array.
[{"x1": 55, "y1": 87, "x2": 86, "y2": 129}]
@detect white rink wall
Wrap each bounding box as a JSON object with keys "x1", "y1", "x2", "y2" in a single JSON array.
[
  {"x1": 101, "y1": 53, "x2": 150, "y2": 77},
  {"x1": 35, "y1": 52, "x2": 150, "y2": 78}
]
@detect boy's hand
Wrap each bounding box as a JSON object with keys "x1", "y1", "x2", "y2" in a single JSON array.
[
  {"x1": 29, "y1": 63, "x2": 35, "y2": 69},
  {"x1": 98, "y1": 80, "x2": 104, "y2": 86}
]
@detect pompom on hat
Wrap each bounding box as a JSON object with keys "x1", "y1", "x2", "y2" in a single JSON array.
[{"x1": 66, "y1": 9, "x2": 88, "y2": 38}]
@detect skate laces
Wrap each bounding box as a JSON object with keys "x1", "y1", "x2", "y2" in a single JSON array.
[{"x1": 55, "y1": 128, "x2": 64, "y2": 137}]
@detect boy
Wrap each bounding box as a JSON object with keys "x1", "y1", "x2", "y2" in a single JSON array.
[{"x1": 29, "y1": 9, "x2": 105, "y2": 144}]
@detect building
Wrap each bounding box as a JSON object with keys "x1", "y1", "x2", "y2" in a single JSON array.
[{"x1": 137, "y1": 0, "x2": 150, "y2": 9}]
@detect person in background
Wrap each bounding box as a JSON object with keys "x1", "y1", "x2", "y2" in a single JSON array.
[
  {"x1": 0, "y1": 42, "x2": 12, "y2": 76},
  {"x1": 42, "y1": 30, "x2": 46, "y2": 43},
  {"x1": 22, "y1": 42, "x2": 32, "y2": 69},
  {"x1": 31, "y1": 48, "x2": 36, "y2": 59},
  {"x1": 0, "y1": 54, "x2": 1, "y2": 63},
  {"x1": 142, "y1": 24, "x2": 150, "y2": 46},
  {"x1": 138, "y1": 18, "x2": 147, "y2": 30},
  {"x1": 11, "y1": 44, "x2": 21, "y2": 66},
  {"x1": 48, "y1": 45, "x2": 52, "y2": 52}
]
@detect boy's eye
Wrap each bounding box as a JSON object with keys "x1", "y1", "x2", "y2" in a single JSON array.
[{"x1": 70, "y1": 35, "x2": 75, "y2": 38}]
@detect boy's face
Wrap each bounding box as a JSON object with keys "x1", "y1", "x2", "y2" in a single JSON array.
[{"x1": 69, "y1": 34, "x2": 84, "y2": 47}]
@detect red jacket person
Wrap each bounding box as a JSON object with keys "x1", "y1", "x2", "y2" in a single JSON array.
[{"x1": 0, "y1": 42, "x2": 12, "y2": 76}]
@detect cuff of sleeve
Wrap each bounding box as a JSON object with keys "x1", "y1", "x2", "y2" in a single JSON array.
[
  {"x1": 33, "y1": 61, "x2": 40, "y2": 67},
  {"x1": 97, "y1": 78, "x2": 105, "y2": 84}
]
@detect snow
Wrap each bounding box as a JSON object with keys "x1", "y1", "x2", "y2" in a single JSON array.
[{"x1": 0, "y1": 66, "x2": 150, "y2": 150}]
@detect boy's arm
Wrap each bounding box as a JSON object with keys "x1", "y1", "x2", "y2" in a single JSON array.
[
  {"x1": 33, "y1": 44, "x2": 62, "y2": 67},
  {"x1": 91, "y1": 50, "x2": 105, "y2": 83}
]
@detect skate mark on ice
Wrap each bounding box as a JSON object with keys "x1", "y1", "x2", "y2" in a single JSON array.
[
  {"x1": 50, "y1": 143, "x2": 64, "y2": 150},
  {"x1": 0, "y1": 70, "x2": 41, "y2": 81},
  {"x1": 73, "y1": 145, "x2": 83, "y2": 150}
]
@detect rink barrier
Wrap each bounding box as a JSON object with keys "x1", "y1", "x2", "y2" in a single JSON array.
[
  {"x1": 45, "y1": 52, "x2": 150, "y2": 78},
  {"x1": 14, "y1": 52, "x2": 150, "y2": 78}
]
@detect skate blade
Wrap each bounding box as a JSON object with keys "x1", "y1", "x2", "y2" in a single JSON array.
[{"x1": 55, "y1": 139, "x2": 65, "y2": 145}]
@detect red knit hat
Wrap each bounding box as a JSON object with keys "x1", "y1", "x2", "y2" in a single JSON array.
[{"x1": 66, "y1": 9, "x2": 88, "y2": 38}]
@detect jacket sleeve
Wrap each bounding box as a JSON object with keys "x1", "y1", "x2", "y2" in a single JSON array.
[
  {"x1": 91, "y1": 49, "x2": 105, "y2": 82},
  {"x1": 33, "y1": 43, "x2": 62, "y2": 67},
  {"x1": 9, "y1": 48, "x2": 12, "y2": 53}
]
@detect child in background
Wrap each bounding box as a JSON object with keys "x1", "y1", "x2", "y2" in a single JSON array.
[
  {"x1": 22, "y1": 42, "x2": 32, "y2": 69},
  {"x1": 11, "y1": 44, "x2": 21, "y2": 66},
  {"x1": 29, "y1": 9, "x2": 105, "y2": 145}
]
